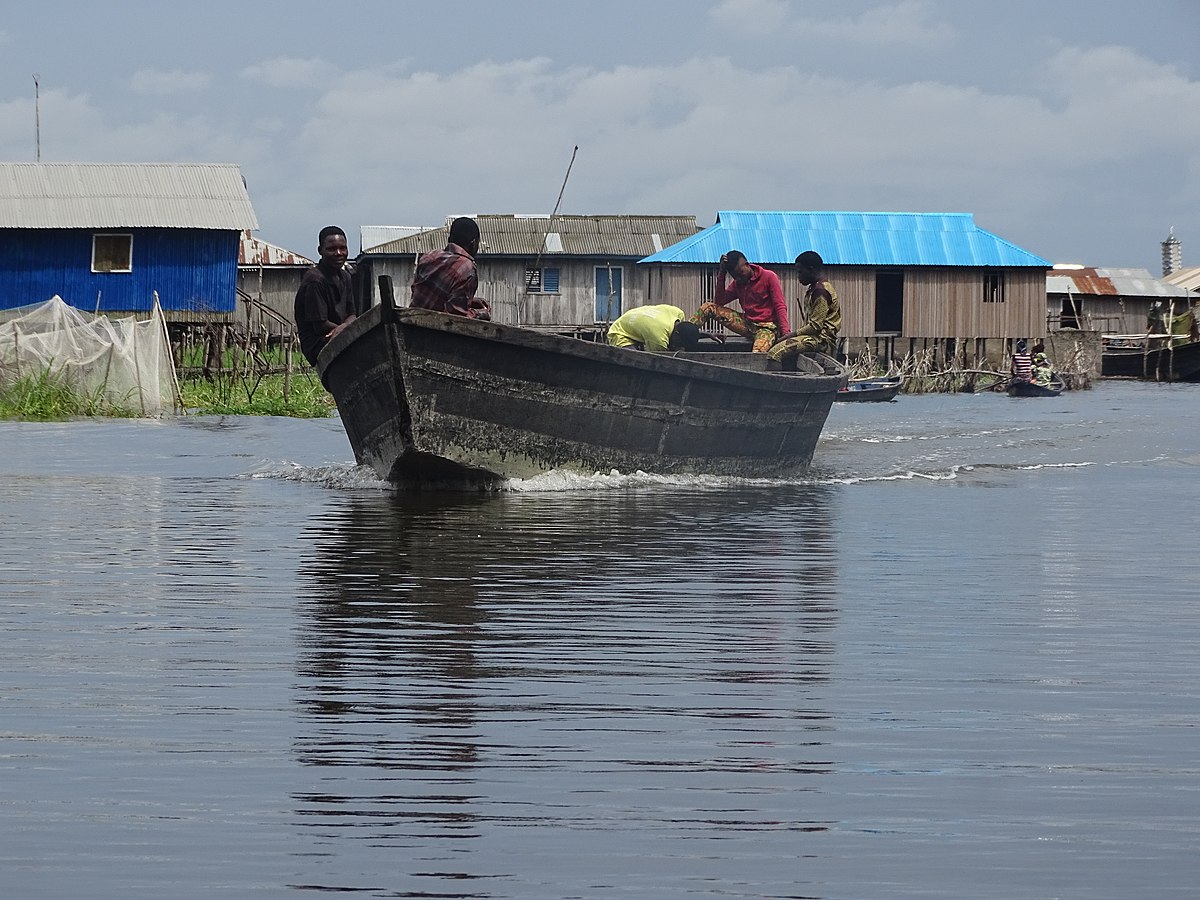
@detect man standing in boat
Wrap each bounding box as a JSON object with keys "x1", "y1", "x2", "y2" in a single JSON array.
[
  {"x1": 607, "y1": 304, "x2": 702, "y2": 352},
  {"x1": 294, "y1": 225, "x2": 357, "y2": 366},
  {"x1": 767, "y1": 251, "x2": 842, "y2": 364},
  {"x1": 689, "y1": 250, "x2": 789, "y2": 352},
  {"x1": 410, "y1": 216, "x2": 491, "y2": 320}
]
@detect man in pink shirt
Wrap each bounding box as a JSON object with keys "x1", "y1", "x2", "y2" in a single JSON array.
[{"x1": 689, "y1": 250, "x2": 790, "y2": 352}]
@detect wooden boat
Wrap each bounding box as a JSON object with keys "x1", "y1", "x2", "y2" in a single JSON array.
[
  {"x1": 317, "y1": 281, "x2": 847, "y2": 487},
  {"x1": 835, "y1": 375, "x2": 902, "y2": 403},
  {"x1": 1006, "y1": 374, "x2": 1064, "y2": 397},
  {"x1": 1101, "y1": 334, "x2": 1200, "y2": 381}
]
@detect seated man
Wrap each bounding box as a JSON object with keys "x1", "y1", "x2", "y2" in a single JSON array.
[
  {"x1": 767, "y1": 251, "x2": 841, "y2": 364},
  {"x1": 410, "y1": 216, "x2": 491, "y2": 319},
  {"x1": 1031, "y1": 352, "x2": 1053, "y2": 386},
  {"x1": 690, "y1": 250, "x2": 790, "y2": 352},
  {"x1": 607, "y1": 304, "x2": 702, "y2": 352},
  {"x1": 294, "y1": 225, "x2": 357, "y2": 366}
]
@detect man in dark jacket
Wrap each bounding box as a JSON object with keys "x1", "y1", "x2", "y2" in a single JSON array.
[{"x1": 294, "y1": 225, "x2": 356, "y2": 366}]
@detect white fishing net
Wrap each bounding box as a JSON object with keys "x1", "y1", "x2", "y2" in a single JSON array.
[{"x1": 0, "y1": 295, "x2": 179, "y2": 416}]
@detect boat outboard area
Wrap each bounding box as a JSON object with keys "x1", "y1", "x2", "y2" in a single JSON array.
[{"x1": 318, "y1": 280, "x2": 847, "y2": 489}]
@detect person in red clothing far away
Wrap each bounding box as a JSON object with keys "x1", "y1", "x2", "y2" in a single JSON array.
[
  {"x1": 409, "y1": 216, "x2": 492, "y2": 319},
  {"x1": 688, "y1": 250, "x2": 790, "y2": 352}
]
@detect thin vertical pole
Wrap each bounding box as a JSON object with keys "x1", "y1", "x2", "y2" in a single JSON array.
[{"x1": 33, "y1": 74, "x2": 40, "y2": 162}]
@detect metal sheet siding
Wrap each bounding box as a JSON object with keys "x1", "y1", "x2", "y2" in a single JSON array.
[
  {"x1": 0, "y1": 228, "x2": 240, "y2": 313},
  {"x1": 640, "y1": 211, "x2": 1050, "y2": 268},
  {"x1": 0, "y1": 163, "x2": 258, "y2": 230}
]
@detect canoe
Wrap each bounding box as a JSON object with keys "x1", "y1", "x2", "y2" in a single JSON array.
[
  {"x1": 1007, "y1": 374, "x2": 1064, "y2": 397},
  {"x1": 835, "y1": 375, "x2": 901, "y2": 402},
  {"x1": 1101, "y1": 335, "x2": 1200, "y2": 381},
  {"x1": 317, "y1": 281, "x2": 847, "y2": 487}
]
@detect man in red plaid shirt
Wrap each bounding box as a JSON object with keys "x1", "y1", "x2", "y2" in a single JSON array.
[{"x1": 410, "y1": 216, "x2": 491, "y2": 319}]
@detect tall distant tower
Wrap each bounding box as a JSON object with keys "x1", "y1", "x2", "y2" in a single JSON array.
[{"x1": 1162, "y1": 227, "x2": 1181, "y2": 276}]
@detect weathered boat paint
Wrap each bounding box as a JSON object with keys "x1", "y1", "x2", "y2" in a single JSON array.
[{"x1": 318, "y1": 285, "x2": 846, "y2": 487}]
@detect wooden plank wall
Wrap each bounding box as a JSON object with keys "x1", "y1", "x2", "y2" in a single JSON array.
[{"x1": 644, "y1": 264, "x2": 1048, "y2": 341}]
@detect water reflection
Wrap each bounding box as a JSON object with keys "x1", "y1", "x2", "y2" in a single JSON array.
[{"x1": 293, "y1": 487, "x2": 841, "y2": 894}]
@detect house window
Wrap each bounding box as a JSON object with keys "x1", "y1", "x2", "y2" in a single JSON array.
[
  {"x1": 983, "y1": 270, "x2": 1005, "y2": 303},
  {"x1": 92, "y1": 234, "x2": 133, "y2": 273},
  {"x1": 525, "y1": 266, "x2": 560, "y2": 293}
]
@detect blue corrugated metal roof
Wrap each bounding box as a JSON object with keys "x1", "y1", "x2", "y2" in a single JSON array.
[{"x1": 639, "y1": 211, "x2": 1050, "y2": 268}]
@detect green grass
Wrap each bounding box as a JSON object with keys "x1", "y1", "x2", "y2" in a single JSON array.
[
  {"x1": 0, "y1": 370, "x2": 140, "y2": 420},
  {"x1": 2, "y1": 365, "x2": 335, "y2": 420},
  {"x1": 179, "y1": 370, "x2": 335, "y2": 417}
]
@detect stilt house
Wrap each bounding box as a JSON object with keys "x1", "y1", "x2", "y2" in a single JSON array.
[{"x1": 639, "y1": 211, "x2": 1051, "y2": 365}]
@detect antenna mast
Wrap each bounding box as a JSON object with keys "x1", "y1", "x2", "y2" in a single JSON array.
[
  {"x1": 520, "y1": 145, "x2": 578, "y2": 325},
  {"x1": 33, "y1": 74, "x2": 41, "y2": 161}
]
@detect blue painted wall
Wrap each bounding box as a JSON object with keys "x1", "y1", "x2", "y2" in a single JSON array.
[{"x1": 0, "y1": 228, "x2": 240, "y2": 313}]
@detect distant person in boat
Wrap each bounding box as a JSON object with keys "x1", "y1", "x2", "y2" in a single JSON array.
[
  {"x1": 1031, "y1": 352, "x2": 1053, "y2": 387},
  {"x1": 294, "y1": 225, "x2": 357, "y2": 366},
  {"x1": 606, "y1": 305, "x2": 702, "y2": 352},
  {"x1": 410, "y1": 216, "x2": 491, "y2": 320},
  {"x1": 688, "y1": 250, "x2": 789, "y2": 352},
  {"x1": 1011, "y1": 339, "x2": 1033, "y2": 383},
  {"x1": 766, "y1": 251, "x2": 841, "y2": 364}
]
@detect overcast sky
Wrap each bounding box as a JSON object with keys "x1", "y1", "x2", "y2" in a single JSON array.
[{"x1": 2, "y1": 0, "x2": 1197, "y2": 271}]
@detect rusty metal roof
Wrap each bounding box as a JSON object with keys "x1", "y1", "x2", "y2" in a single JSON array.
[
  {"x1": 1047, "y1": 266, "x2": 1192, "y2": 298},
  {"x1": 238, "y1": 230, "x2": 312, "y2": 267},
  {"x1": 366, "y1": 214, "x2": 700, "y2": 257},
  {"x1": 0, "y1": 163, "x2": 258, "y2": 230}
]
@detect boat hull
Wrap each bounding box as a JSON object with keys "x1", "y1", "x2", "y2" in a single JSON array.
[
  {"x1": 1101, "y1": 339, "x2": 1200, "y2": 381},
  {"x1": 1007, "y1": 376, "x2": 1064, "y2": 397},
  {"x1": 835, "y1": 377, "x2": 901, "y2": 402},
  {"x1": 319, "y1": 305, "x2": 846, "y2": 487}
]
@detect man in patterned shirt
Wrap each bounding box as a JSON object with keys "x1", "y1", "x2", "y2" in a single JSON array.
[
  {"x1": 410, "y1": 216, "x2": 491, "y2": 319},
  {"x1": 767, "y1": 251, "x2": 841, "y2": 364}
]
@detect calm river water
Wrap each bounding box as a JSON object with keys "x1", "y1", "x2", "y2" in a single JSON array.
[{"x1": 2, "y1": 380, "x2": 1198, "y2": 898}]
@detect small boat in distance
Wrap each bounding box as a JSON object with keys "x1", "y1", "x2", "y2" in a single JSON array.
[
  {"x1": 835, "y1": 375, "x2": 902, "y2": 403},
  {"x1": 1007, "y1": 374, "x2": 1065, "y2": 397},
  {"x1": 318, "y1": 279, "x2": 847, "y2": 487}
]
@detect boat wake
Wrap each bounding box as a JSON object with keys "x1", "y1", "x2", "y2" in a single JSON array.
[{"x1": 246, "y1": 460, "x2": 389, "y2": 490}]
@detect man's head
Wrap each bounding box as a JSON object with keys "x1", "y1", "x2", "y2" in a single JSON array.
[
  {"x1": 317, "y1": 226, "x2": 348, "y2": 269},
  {"x1": 669, "y1": 320, "x2": 702, "y2": 352},
  {"x1": 448, "y1": 217, "x2": 482, "y2": 257},
  {"x1": 795, "y1": 250, "x2": 824, "y2": 285},
  {"x1": 725, "y1": 249, "x2": 752, "y2": 284}
]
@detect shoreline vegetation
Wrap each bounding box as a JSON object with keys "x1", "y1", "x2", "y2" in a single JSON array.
[{"x1": 0, "y1": 343, "x2": 1094, "y2": 424}]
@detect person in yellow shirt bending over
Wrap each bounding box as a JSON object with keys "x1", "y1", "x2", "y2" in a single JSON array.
[{"x1": 606, "y1": 304, "x2": 702, "y2": 352}]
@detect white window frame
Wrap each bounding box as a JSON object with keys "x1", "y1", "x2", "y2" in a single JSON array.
[{"x1": 92, "y1": 233, "x2": 133, "y2": 274}]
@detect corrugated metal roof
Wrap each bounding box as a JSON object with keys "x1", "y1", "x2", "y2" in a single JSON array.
[
  {"x1": 0, "y1": 163, "x2": 258, "y2": 230},
  {"x1": 238, "y1": 230, "x2": 313, "y2": 267},
  {"x1": 1048, "y1": 266, "x2": 1192, "y2": 298},
  {"x1": 638, "y1": 211, "x2": 1050, "y2": 268},
  {"x1": 366, "y1": 214, "x2": 700, "y2": 256},
  {"x1": 1162, "y1": 266, "x2": 1200, "y2": 293},
  {"x1": 360, "y1": 225, "x2": 435, "y2": 252}
]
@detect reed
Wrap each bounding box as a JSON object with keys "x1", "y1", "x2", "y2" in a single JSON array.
[
  {"x1": 0, "y1": 369, "x2": 138, "y2": 420},
  {"x1": 179, "y1": 370, "x2": 334, "y2": 417}
]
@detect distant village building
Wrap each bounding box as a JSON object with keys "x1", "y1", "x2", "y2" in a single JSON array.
[
  {"x1": 639, "y1": 210, "x2": 1050, "y2": 363},
  {"x1": 1047, "y1": 266, "x2": 1193, "y2": 334},
  {"x1": 1162, "y1": 266, "x2": 1200, "y2": 295},
  {"x1": 237, "y1": 230, "x2": 313, "y2": 329},
  {"x1": 359, "y1": 225, "x2": 435, "y2": 254},
  {"x1": 0, "y1": 162, "x2": 257, "y2": 320},
  {"x1": 359, "y1": 214, "x2": 701, "y2": 327}
]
